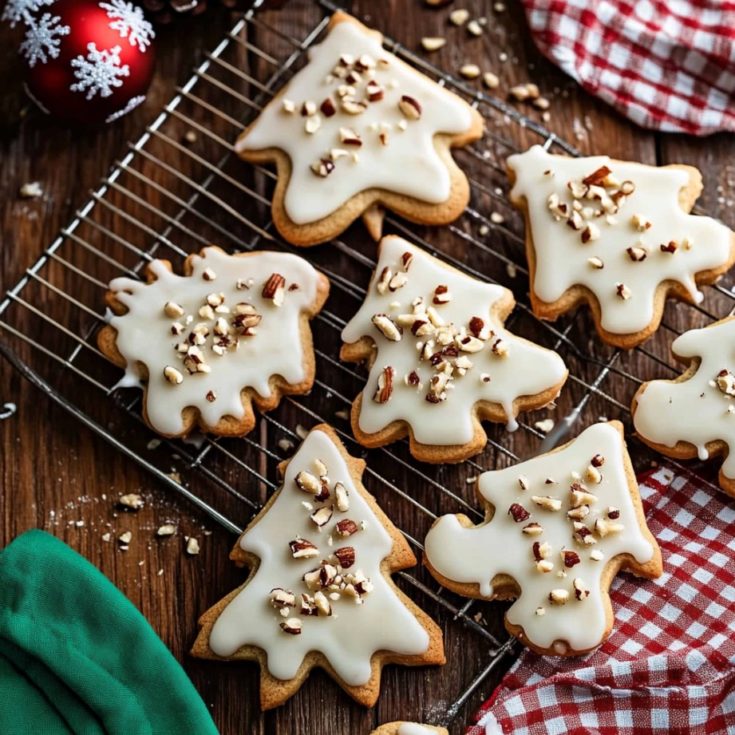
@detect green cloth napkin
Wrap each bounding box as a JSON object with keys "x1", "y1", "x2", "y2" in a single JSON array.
[{"x1": 0, "y1": 529, "x2": 218, "y2": 735}]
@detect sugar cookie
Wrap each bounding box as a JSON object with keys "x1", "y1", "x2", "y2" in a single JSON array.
[
  {"x1": 508, "y1": 145, "x2": 735, "y2": 348},
  {"x1": 98, "y1": 246, "x2": 329, "y2": 437},
  {"x1": 340, "y1": 236, "x2": 568, "y2": 463},
  {"x1": 236, "y1": 12, "x2": 483, "y2": 246},
  {"x1": 424, "y1": 421, "x2": 662, "y2": 655},
  {"x1": 191, "y1": 424, "x2": 445, "y2": 708},
  {"x1": 632, "y1": 315, "x2": 735, "y2": 497},
  {"x1": 371, "y1": 723, "x2": 447, "y2": 735}
]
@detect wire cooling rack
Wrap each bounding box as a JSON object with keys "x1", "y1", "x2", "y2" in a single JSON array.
[{"x1": 2, "y1": 0, "x2": 735, "y2": 730}]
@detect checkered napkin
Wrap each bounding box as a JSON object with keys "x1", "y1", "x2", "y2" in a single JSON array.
[
  {"x1": 521, "y1": 0, "x2": 735, "y2": 135},
  {"x1": 468, "y1": 466, "x2": 735, "y2": 734}
]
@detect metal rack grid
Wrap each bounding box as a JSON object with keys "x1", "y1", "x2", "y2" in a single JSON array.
[{"x1": 1, "y1": 0, "x2": 733, "y2": 729}]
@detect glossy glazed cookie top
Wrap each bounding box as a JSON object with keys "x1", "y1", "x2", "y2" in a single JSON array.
[
  {"x1": 508, "y1": 145, "x2": 733, "y2": 336},
  {"x1": 238, "y1": 13, "x2": 476, "y2": 225},
  {"x1": 634, "y1": 317, "x2": 735, "y2": 480},
  {"x1": 342, "y1": 237, "x2": 567, "y2": 445},
  {"x1": 208, "y1": 427, "x2": 430, "y2": 686},
  {"x1": 397, "y1": 725, "x2": 440, "y2": 735},
  {"x1": 425, "y1": 422, "x2": 657, "y2": 653},
  {"x1": 107, "y1": 247, "x2": 322, "y2": 435}
]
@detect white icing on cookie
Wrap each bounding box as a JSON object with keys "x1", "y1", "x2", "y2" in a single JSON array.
[
  {"x1": 237, "y1": 15, "x2": 476, "y2": 225},
  {"x1": 341, "y1": 237, "x2": 568, "y2": 445},
  {"x1": 425, "y1": 422, "x2": 656, "y2": 652},
  {"x1": 208, "y1": 428, "x2": 430, "y2": 685},
  {"x1": 398, "y1": 725, "x2": 436, "y2": 735},
  {"x1": 108, "y1": 247, "x2": 322, "y2": 436},
  {"x1": 508, "y1": 145, "x2": 733, "y2": 335},
  {"x1": 634, "y1": 317, "x2": 735, "y2": 479}
]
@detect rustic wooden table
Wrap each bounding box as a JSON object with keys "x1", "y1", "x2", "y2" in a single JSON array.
[{"x1": 1, "y1": 2, "x2": 733, "y2": 733}]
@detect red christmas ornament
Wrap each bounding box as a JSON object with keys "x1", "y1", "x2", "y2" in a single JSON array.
[{"x1": 7, "y1": 0, "x2": 156, "y2": 125}]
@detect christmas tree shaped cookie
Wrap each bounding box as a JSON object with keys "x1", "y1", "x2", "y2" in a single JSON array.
[
  {"x1": 340, "y1": 237, "x2": 568, "y2": 463},
  {"x1": 372, "y1": 724, "x2": 447, "y2": 735},
  {"x1": 236, "y1": 11, "x2": 483, "y2": 246},
  {"x1": 632, "y1": 316, "x2": 735, "y2": 497},
  {"x1": 508, "y1": 145, "x2": 735, "y2": 348},
  {"x1": 98, "y1": 246, "x2": 329, "y2": 438},
  {"x1": 424, "y1": 421, "x2": 662, "y2": 656},
  {"x1": 191, "y1": 424, "x2": 445, "y2": 708}
]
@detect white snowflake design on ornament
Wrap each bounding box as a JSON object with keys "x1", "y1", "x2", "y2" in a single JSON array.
[
  {"x1": 1, "y1": 0, "x2": 54, "y2": 28},
  {"x1": 100, "y1": 0, "x2": 154, "y2": 52},
  {"x1": 19, "y1": 12, "x2": 70, "y2": 68},
  {"x1": 70, "y1": 43, "x2": 130, "y2": 100}
]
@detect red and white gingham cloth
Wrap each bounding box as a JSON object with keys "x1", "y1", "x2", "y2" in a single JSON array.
[
  {"x1": 468, "y1": 465, "x2": 735, "y2": 734},
  {"x1": 522, "y1": 0, "x2": 735, "y2": 135}
]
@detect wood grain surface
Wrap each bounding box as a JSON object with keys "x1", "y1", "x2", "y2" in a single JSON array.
[{"x1": 1, "y1": 2, "x2": 734, "y2": 734}]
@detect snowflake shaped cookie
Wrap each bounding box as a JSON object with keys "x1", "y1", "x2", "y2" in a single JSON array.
[
  {"x1": 19, "y1": 12, "x2": 70, "y2": 67},
  {"x1": 192, "y1": 424, "x2": 445, "y2": 709},
  {"x1": 425, "y1": 421, "x2": 662, "y2": 655},
  {"x1": 340, "y1": 237, "x2": 568, "y2": 463},
  {"x1": 236, "y1": 11, "x2": 483, "y2": 246},
  {"x1": 100, "y1": 0, "x2": 154, "y2": 52},
  {"x1": 508, "y1": 145, "x2": 735, "y2": 348},
  {"x1": 97, "y1": 246, "x2": 329, "y2": 438},
  {"x1": 632, "y1": 316, "x2": 735, "y2": 497},
  {"x1": 70, "y1": 43, "x2": 130, "y2": 100}
]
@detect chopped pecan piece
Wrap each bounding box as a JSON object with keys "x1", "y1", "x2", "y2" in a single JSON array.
[
  {"x1": 573, "y1": 578, "x2": 590, "y2": 600},
  {"x1": 582, "y1": 165, "x2": 612, "y2": 186},
  {"x1": 334, "y1": 546, "x2": 355, "y2": 568},
  {"x1": 372, "y1": 313, "x2": 402, "y2": 341},
  {"x1": 334, "y1": 482, "x2": 350, "y2": 512},
  {"x1": 508, "y1": 503, "x2": 530, "y2": 523},
  {"x1": 373, "y1": 365, "x2": 395, "y2": 404},
  {"x1": 433, "y1": 285, "x2": 451, "y2": 304},
  {"x1": 522, "y1": 522, "x2": 543, "y2": 536},
  {"x1": 548, "y1": 588, "x2": 569, "y2": 605},
  {"x1": 531, "y1": 495, "x2": 562, "y2": 511},
  {"x1": 469, "y1": 316, "x2": 485, "y2": 338},
  {"x1": 269, "y1": 587, "x2": 295, "y2": 609},
  {"x1": 398, "y1": 95, "x2": 422, "y2": 120},
  {"x1": 280, "y1": 618, "x2": 302, "y2": 635},
  {"x1": 310, "y1": 506, "x2": 333, "y2": 529},
  {"x1": 320, "y1": 97, "x2": 336, "y2": 117},
  {"x1": 262, "y1": 273, "x2": 286, "y2": 306},
  {"x1": 295, "y1": 470, "x2": 321, "y2": 495},
  {"x1": 335, "y1": 519, "x2": 359, "y2": 537},
  {"x1": 289, "y1": 538, "x2": 319, "y2": 559}
]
